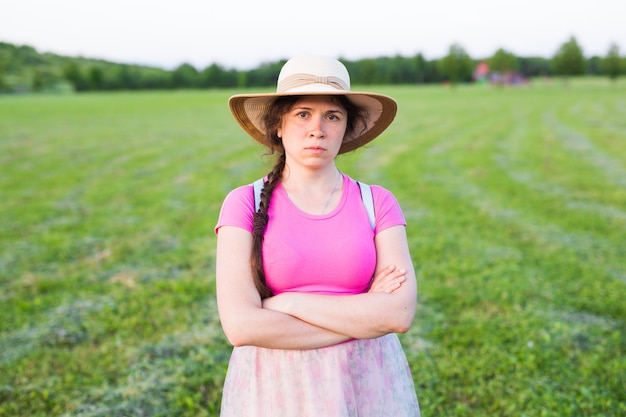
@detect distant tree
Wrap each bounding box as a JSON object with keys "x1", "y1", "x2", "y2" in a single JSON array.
[
  {"x1": 172, "y1": 63, "x2": 199, "y2": 88},
  {"x1": 32, "y1": 69, "x2": 45, "y2": 91},
  {"x1": 0, "y1": 48, "x2": 9, "y2": 91},
  {"x1": 245, "y1": 61, "x2": 283, "y2": 87},
  {"x1": 439, "y1": 43, "x2": 473, "y2": 85},
  {"x1": 101, "y1": 65, "x2": 122, "y2": 90},
  {"x1": 586, "y1": 56, "x2": 603, "y2": 75},
  {"x1": 423, "y1": 58, "x2": 444, "y2": 83},
  {"x1": 32, "y1": 68, "x2": 59, "y2": 91},
  {"x1": 87, "y1": 66, "x2": 104, "y2": 90},
  {"x1": 136, "y1": 67, "x2": 171, "y2": 89},
  {"x1": 552, "y1": 36, "x2": 585, "y2": 82},
  {"x1": 489, "y1": 48, "x2": 519, "y2": 73},
  {"x1": 603, "y1": 43, "x2": 622, "y2": 82},
  {"x1": 14, "y1": 44, "x2": 45, "y2": 66},
  {"x1": 390, "y1": 55, "x2": 420, "y2": 84},
  {"x1": 412, "y1": 54, "x2": 427, "y2": 83},
  {"x1": 199, "y1": 63, "x2": 238, "y2": 88},
  {"x1": 237, "y1": 71, "x2": 248, "y2": 88},
  {"x1": 357, "y1": 58, "x2": 380, "y2": 84},
  {"x1": 519, "y1": 57, "x2": 552, "y2": 77},
  {"x1": 221, "y1": 68, "x2": 240, "y2": 88},
  {"x1": 118, "y1": 65, "x2": 137, "y2": 89},
  {"x1": 376, "y1": 58, "x2": 393, "y2": 84},
  {"x1": 63, "y1": 62, "x2": 89, "y2": 91},
  {"x1": 99, "y1": 65, "x2": 137, "y2": 90}
]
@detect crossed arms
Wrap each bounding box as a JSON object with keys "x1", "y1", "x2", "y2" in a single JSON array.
[{"x1": 215, "y1": 225, "x2": 417, "y2": 350}]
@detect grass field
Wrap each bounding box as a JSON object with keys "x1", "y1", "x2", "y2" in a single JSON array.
[{"x1": 1, "y1": 78, "x2": 625, "y2": 416}]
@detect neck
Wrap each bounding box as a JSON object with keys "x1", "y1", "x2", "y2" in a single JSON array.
[
  {"x1": 281, "y1": 164, "x2": 340, "y2": 190},
  {"x1": 280, "y1": 165, "x2": 344, "y2": 214}
]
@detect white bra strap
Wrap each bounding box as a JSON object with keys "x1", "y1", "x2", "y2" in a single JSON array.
[
  {"x1": 253, "y1": 178, "x2": 265, "y2": 212},
  {"x1": 357, "y1": 181, "x2": 375, "y2": 230}
]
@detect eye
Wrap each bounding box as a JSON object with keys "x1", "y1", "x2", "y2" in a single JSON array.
[
  {"x1": 327, "y1": 113, "x2": 341, "y2": 121},
  {"x1": 296, "y1": 111, "x2": 309, "y2": 118}
]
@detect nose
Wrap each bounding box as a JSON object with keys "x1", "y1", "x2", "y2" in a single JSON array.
[{"x1": 309, "y1": 116, "x2": 326, "y2": 139}]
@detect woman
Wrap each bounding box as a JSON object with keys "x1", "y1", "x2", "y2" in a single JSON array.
[{"x1": 215, "y1": 55, "x2": 420, "y2": 416}]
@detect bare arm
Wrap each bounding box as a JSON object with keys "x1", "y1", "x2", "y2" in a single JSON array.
[
  {"x1": 262, "y1": 225, "x2": 417, "y2": 339},
  {"x1": 216, "y1": 226, "x2": 352, "y2": 349}
]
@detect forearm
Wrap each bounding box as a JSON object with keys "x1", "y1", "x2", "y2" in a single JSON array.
[
  {"x1": 220, "y1": 305, "x2": 352, "y2": 349},
  {"x1": 266, "y1": 290, "x2": 416, "y2": 340}
]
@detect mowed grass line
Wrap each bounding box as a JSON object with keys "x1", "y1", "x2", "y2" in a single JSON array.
[{"x1": 1, "y1": 80, "x2": 625, "y2": 416}]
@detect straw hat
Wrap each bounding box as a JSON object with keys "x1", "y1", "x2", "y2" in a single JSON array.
[{"x1": 228, "y1": 54, "x2": 398, "y2": 154}]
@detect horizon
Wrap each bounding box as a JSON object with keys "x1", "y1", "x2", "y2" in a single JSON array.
[
  {"x1": 3, "y1": 0, "x2": 624, "y2": 71},
  {"x1": 1, "y1": 37, "x2": 617, "y2": 73}
]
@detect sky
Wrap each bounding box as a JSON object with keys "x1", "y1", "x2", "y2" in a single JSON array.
[{"x1": 3, "y1": 0, "x2": 625, "y2": 70}]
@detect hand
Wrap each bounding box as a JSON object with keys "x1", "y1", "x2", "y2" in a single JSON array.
[{"x1": 368, "y1": 265, "x2": 406, "y2": 294}]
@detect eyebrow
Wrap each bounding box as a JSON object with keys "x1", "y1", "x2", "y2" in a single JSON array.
[{"x1": 292, "y1": 105, "x2": 345, "y2": 114}]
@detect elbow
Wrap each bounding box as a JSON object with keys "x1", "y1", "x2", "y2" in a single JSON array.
[
  {"x1": 376, "y1": 315, "x2": 413, "y2": 336},
  {"x1": 372, "y1": 296, "x2": 416, "y2": 335},
  {"x1": 394, "y1": 321, "x2": 413, "y2": 334},
  {"x1": 393, "y1": 317, "x2": 414, "y2": 334},
  {"x1": 218, "y1": 303, "x2": 268, "y2": 347},
  {"x1": 227, "y1": 336, "x2": 247, "y2": 348},
  {"x1": 220, "y1": 320, "x2": 252, "y2": 347},
  {"x1": 223, "y1": 329, "x2": 252, "y2": 347},
  {"x1": 391, "y1": 306, "x2": 416, "y2": 334}
]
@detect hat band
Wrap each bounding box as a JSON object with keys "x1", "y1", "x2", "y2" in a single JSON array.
[{"x1": 277, "y1": 73, "x2": 349, "y2": 93}]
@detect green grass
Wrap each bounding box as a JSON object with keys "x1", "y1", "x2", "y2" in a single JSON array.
[{"x1": 1, "y1": 79, "x2": 625, "y2": 416}]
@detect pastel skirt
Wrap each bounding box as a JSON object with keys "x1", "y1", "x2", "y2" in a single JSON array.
[{"x1": 219, "y1": 333, "x2": 420, "y2": 417}]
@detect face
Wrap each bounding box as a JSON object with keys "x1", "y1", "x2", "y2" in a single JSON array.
[{"x1": 277, "y1": 96, "x2": 348, "y2": 170}]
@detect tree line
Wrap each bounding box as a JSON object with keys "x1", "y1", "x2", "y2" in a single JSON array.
[{"x1": 0, "y1": 37, "x2": 623, "y2": 93}]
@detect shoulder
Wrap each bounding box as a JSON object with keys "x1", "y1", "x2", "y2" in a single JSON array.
[
  {"x1": 369, "y1": 184, "x2": 402, "y2": 214},
  {"x1": 218, "y1": 184, "x2": 255, "y2": 216},
  {"x1": 348, "y1": 177, "x2": 406, "y2": 232},
  {"x1": 348, "y1": 176, "x2": 398, "y2": 207},
  {"x1": 214, "y1": 184, "x2": 255, "y2": 234},
  {"x1": 224, "y1": 183, "x2": 255, "y2": 206},
  {"x1": 370, "y1": 184, "x2": 395, "y2": 200}
]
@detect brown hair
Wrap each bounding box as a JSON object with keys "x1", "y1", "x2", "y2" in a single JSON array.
[{"x1": 250, "y1": 95, "x2": 368, "y2": 298}]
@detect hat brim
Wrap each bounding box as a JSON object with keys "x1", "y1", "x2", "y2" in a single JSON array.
[{"x1": 229, "y1": 90, "x2": 397, "y2": 154}]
